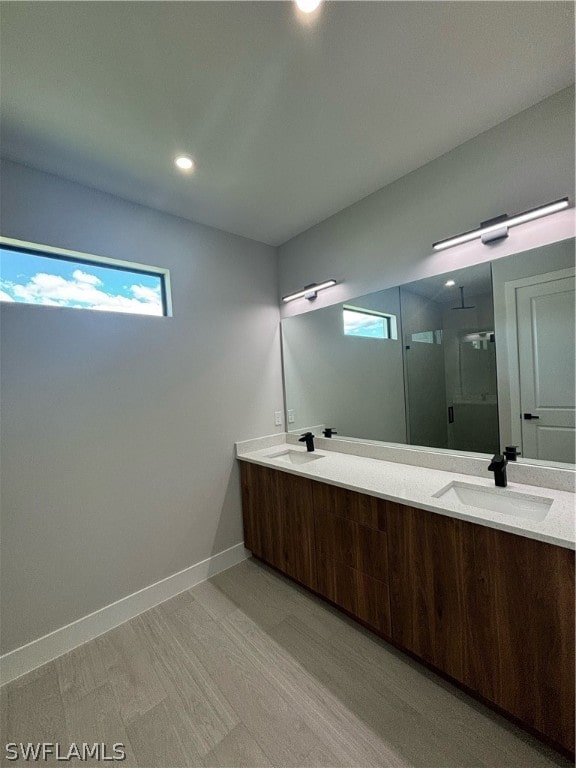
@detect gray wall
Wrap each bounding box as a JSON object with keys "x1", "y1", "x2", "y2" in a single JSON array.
[
  {"x1": 0, "y1": 160, "x2": 284, "y2": 654},
  {"x1": 279, "y1": 87, "x2": 575, "y2": 317}
]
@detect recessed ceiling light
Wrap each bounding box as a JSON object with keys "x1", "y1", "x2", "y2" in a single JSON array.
[
  {"x1": 445, "y1": 280, "x2": 456, "y2": 287},
  {"x1": 175, "y1": 155, "x2": 195, "y2": 172},
  {"x1": 295, "y1": 0, "x2": 323, "y2": 13}
]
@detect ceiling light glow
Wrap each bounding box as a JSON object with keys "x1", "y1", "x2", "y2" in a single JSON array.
[
  {"x1": 295, "y1": 0, "x2": 323, "y2": 13},
  {"x1": 445, "y1": 280, "x2": 456, "y2": 287},
  {"x1": 175, "y1": 156, "x2": 195, "y2": 171}
]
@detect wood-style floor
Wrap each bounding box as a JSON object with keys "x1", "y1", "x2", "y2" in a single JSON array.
[{"x1": 1, "y1": 558, "x2": 571, "y2": 768}]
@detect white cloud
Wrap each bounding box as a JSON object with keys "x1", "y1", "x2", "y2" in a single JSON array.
[
  {"x1": 0, "y1": 290, "x2": 14, "y2": 302},
  {"x1": 89, "y1": 296, "x2": 163, "y2": 316},
  {"x1": 0, "y1": 272, "x2": 163, "y2": 316},
  {"x1": 131, "y1": 284, "x2": 161, "y2": 303},
  {"x1": 72, "y1": 269, "x2": 103, "y2": 286}
]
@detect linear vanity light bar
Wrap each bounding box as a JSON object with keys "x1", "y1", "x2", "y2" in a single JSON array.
[
  {"x1": 432, "y1": 197, "x2": 570, "y2": 252},
  {"x1": 282, "y1": 279, "x2": 337, "y2": 302}
]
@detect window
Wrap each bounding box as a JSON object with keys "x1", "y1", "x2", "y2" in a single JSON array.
[
  {"x1": 462, "y1": 331, "x2": 495, "y2": 350},
  {"x1": 343, "y1": 305, "x2": 398, "y2": 339},
  {"x1": 411, "y1": 330, "x2": 443, "y2": 344},
  {"x1": 0, "y1": 238, "x2": 171, "y2": 317}
]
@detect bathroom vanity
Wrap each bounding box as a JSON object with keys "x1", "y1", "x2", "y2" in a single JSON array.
[{"x1": 236, "y1": 436, "x2": 575, "y2": 757}]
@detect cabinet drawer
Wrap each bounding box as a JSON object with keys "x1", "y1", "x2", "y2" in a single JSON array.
[
  {"x1": 312, "y1": 481, "x2": 386, "y2": 531},
  {"x1": 316, "y1": 556, "x2": 391, "y2": 635},
  {"x1": 315, "y1": 507, "x2": 388, "y2": 582}
]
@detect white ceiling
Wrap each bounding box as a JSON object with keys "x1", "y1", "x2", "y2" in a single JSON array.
[
  {"x1": 403, "y1": 262, "x2": 493, "y2": 304},
  {"x1": 1, "y1": 2, "x2": 574, "y2": 246}
]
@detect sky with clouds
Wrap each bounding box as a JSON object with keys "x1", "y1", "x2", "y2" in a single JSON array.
[
  {"x1": 343, "y1": 308, "x2": 387, "y2": 338},
  {"x1": 0, "y1": 248, "x2": 164, "y2": 316}
]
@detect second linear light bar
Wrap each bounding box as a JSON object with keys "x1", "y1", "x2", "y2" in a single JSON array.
[
  {"x1": 282, "y1": 279, "x2": 337, "y2": 302},
  {"x1": 433, "y1": 197, "x2": 570, "y2": 251}
]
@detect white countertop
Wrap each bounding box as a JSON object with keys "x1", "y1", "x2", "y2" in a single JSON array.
[{"x1": 236, "y1": 438, "x2": 575, "y2": 550}]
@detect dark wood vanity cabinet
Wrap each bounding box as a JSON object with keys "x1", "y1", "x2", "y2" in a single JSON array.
[
  {"x1": 463, "y1": 524, "x2": 575, "y2": 752},
  {"x1": 239, "y1": 462, "x2": 575, "y2": 756},
  {"x1": 387, "y1": 503, "x2": 575, "y2": 753}
]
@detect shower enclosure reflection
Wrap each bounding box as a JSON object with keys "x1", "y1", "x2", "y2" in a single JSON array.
[{"x1": 401, "y1": 262, "x2": 498, "y2": 454}]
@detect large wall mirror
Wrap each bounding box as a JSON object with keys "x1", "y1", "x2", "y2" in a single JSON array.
[{"x1": 281, "y1": 237, "x2": 575, "y2": 467}]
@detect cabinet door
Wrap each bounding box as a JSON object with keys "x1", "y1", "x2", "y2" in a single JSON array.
[
  {"x1": 313, "y1": 484, "x2": 390, "y2": 635},
  {"x1": 386, "y1": 502, "x2": 469, "y2": 682},
  {"x1": 240, "y1": 462, "x2": 281, "y2": 565},
  {"x1": 241, "y1": 463, "x2": 317, "y2": 588},
  {"x1": 276, "y1": 472, "x2": 317, "y2": 589},
  {"x1": 466, "y1": 525, "x2": 575, "y2": 753}
]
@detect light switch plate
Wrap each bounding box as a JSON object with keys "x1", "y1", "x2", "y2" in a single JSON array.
[
  {"x1": 274, "y1": 410, "x2": 283, "y2": 426},
  {"x1": 288, "y1": 409, "x2": 295, "y2": 423}
]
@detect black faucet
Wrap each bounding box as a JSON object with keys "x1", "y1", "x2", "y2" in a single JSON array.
[
  {"x1": 299, "y1": 432, "x2": 315, "y2": 452},
  {"x1": 322, "y1": 428, "x2": 338, "y2": 438},
  {"x1": 503, "y1": 445, "x2": 521, "y2": 462},
  {"x1": 488, "y1": 454, "x2": 508, "y2": 487}
]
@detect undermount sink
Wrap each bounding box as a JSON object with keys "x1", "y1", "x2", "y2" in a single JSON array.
[
  {"x1": 266, "y1": 449, "x2": 324, "y2": 465},
  {"x1": 433, "y1": 481, "x2": 553, "y2": 522}
]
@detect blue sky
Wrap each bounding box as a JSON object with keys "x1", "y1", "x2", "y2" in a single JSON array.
[{"x1": 0, "y1": 248, "x2": 164, "y2": 316}]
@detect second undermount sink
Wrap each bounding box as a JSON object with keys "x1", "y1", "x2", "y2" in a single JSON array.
[
  {"x1": 266, "y1": 449, "x2": 324, "y2": 465},
  {"x1": 433, "y1": 481, "x2": 553, "y2": 522}
]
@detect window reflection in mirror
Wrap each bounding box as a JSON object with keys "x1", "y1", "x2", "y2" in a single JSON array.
[{"x1": 343, "y1": 306, "x2": 397, "y2": 339}]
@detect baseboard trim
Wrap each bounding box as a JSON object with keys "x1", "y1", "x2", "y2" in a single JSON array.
[{"x1": 0, "y1": 542, "x2": 249, "y2": 686}]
